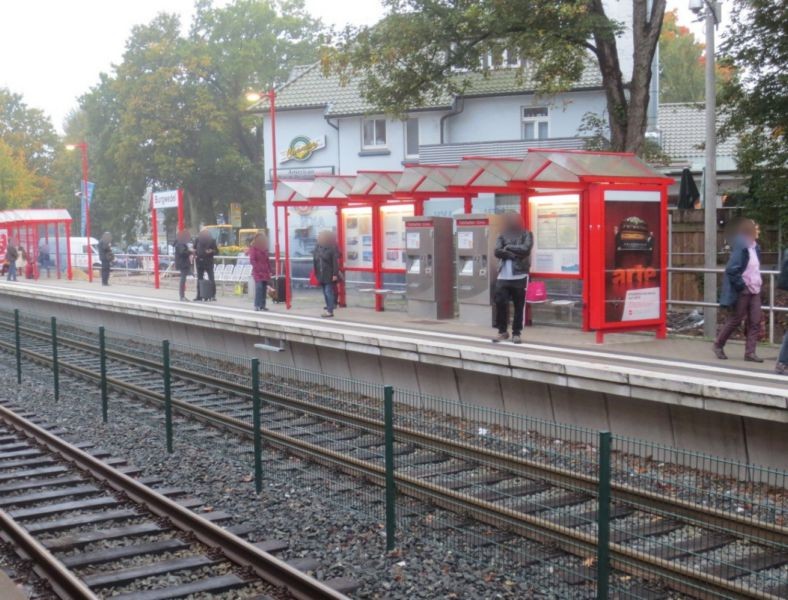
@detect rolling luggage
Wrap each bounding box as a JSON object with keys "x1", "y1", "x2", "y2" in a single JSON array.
[
  {"x1": 271, "y1": 275, "x2": 286, "y2": 303},
  {"x1": 198, "y1": 279, "x2": 216, "y2": 301}
]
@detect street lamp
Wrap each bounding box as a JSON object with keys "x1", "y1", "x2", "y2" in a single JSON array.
[
  {"x1": 690, "y1": 0, "x2": 721, "y2": 338},
  {"x1": 65, "y1": 142, "x2": 93, "y2": 282}
]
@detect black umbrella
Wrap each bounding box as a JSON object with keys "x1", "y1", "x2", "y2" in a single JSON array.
[{"x1": 678, "y1": 167, "x2": 700, "y2": 209}]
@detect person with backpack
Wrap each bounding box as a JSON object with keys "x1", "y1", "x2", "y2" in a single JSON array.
[
  {"x1": 5, "y1": 242, "x2": 18, "y2": 281},
  {"x1": 194, "y1": 229, "x2": 218, "y2": 301},
  {"x1": 775, "y1": 249, "x2": 788, "y2": 375},
  {"x1": 174, "y1": 229, "x2": 193, "y2": 302},
  {"x1": 713, "y1": 219, "x2": 764, "y2": 362},
  {"x1": 313, "y1": 230, "x2": 341, "y2": 318},
  {"x1": 248, "y1": 233, "x2": 271, "y2": 311},
  {"x1": 492, "y1": 212, "x2": 533, "y2": 345}
]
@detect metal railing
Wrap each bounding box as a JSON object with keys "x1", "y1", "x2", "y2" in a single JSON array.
[{"x1": 668, "y1": 266, "x2": 786, "y2": 344}]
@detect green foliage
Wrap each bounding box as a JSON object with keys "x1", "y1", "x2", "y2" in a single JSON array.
[
  {"x1": 579, "y1": 111, "x2": 671, "y2": 165},
  {"x1": 658, "y1": 10, "x2": 704, "y2": 103},
  {"x1": 0, "y1": 139, "x2": 43, "y2": 209},
  {"x1": 719, "y1": 0, "x2": 788, "y2": 239}
]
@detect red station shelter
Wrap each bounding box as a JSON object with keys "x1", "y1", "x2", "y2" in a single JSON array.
[
  {"x1": 273, "y1": 149, "x2": 672, "y2": 342},
  {"x1": 0, "y1": 209, "x2": 74, "y2": 280}
]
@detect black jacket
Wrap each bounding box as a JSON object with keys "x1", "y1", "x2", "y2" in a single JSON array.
[
  {"x1": 194, "y1": 237, "x2": 218, "y2": 265},
  {"x1": 778, "y1": 250, "x2": 788, "y2": 292},
  {"x1": 313, "y1": 244, "x2": 340, "y2": 284},
  {"x1": 174, "y1": 241, "x2": 192, "y2": 271},
  {"x1": 720, "y1": 235, "x2": 761, "y2": 307},
  {"x1": 6, "y1": 246, "x2": 18, "y2": 262},
  {"x1": 98, "y1": 240, "x2": 113, "y2": 264},
  {"x1": 494, "y1": 230, "x2": 533, "y2": 276}
]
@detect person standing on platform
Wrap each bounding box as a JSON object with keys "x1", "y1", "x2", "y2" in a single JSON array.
[
  {"x1": 775, "y1": 249, "x2": 788, "y2": 375},
  {"x1": 194, "y1": 229, "x2": 218, "y2": 301},
  {"x1": 313, "y1": 231, "x2": 340, "y2": 318},
  {"x1": 248, "y1": 233, "x2": 270, "y2": 312},
  {"x1": 492, "y1": 212, "x2": 533, "y2": 345},
  {"x1": 16, "y1": 247, "x2": 27, "y2": 279},
  {"x1": 98, "y1": 232, "x2": 113, "y2": 286},
  {"x1": 38, "y1": 241, "x2": 51, "y2": 278},
  {"x1": 5, "y1": 241, "x2": 18, "y2": 281},
  {"x1": 174, "y1": 230, "x2": 193, "y2": 302},
  {"x1": 713, "y1": 219, "x2": 764, "y2": 362}
]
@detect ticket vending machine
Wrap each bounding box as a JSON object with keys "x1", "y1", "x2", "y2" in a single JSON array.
[
  {"x1": 403, "y1": 216, "x2": 454, "y2": 319},
  {"x1": 455, "y1": 213, "x2": 503, "y2": 324}
]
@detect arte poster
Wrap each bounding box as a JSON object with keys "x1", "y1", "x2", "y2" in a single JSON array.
[
  {"x1": 529, "y1": 195, "x2": 580, "y2": 274},
  {"x1": 343, "y1": 209, "x2": 373, "y2": 268},
  {"x1": 603, "y1": 190, "x2": 661, "y2": 323},
  {"x1": 381, "y1": 206, "x2": 413, "y2": 269}
]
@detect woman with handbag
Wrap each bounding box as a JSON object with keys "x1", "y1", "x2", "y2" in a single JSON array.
[{"x1": 248, "y1": 233, "x2": 271, "y2": 312}]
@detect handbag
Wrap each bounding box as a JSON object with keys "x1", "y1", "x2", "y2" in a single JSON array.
[
  {"x1": 526, "y1": 280, "x2": 547, "y2": 303},
  {"x1": 308, "y1": 269, "x2": 319, "y2": 287}
]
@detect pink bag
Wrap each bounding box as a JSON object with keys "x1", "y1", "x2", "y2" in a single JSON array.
[{"x1": 526, "y1": 280, "x2": 547, "y2": 303}]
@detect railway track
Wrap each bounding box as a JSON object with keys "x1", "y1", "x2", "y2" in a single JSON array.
[
  {"x1": 0, "y1": 403, "x2": 351, "y2": 600},
  {"x1": 1, "y1": 318, "x2": 787, "y2": 599}
]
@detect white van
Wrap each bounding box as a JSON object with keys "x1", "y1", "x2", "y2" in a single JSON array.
[{"x1": 41, "y1": 237, "x2": 99, "y2": 270}]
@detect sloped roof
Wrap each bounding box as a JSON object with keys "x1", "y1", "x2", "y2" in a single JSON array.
[
  {"x1": 0, "y1": 209, "x2": 72, "y2": 224},
  {"x1": 261, "y1": 61, "x2": 604, "y2": 117},
  {"x1": 658, "y1": 103, "x2": 738, "y2": 162}
]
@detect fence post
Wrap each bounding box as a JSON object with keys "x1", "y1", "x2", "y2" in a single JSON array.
[
  {"x1": 13, "y1": 309, "x2": 21, "y2": 384},
  {"x1": 596, "y1": 431, "x2": 612, "y2": 600},
  {"x1": 162, "y1": 340, "x2": 173, "y2": 453},
  {"x1": 383, "y1": 385, "x2": 397, "y2": 551},
  {"x1": 99, "y1": 327, "x2": 108, "y2": 423},
  {"x1": 50, "y1": 317, "x2": 59, "y2": 401},
  {"x1": 251, "y1": 358, "x2": 262, "y2": 494}
]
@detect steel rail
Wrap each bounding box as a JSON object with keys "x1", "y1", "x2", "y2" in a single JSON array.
[
  {"x1": 0, "y1": 403, "x2": 348, "y2": 600},
  {"x1": 1, "y1": 339, "x2": 782, "y2": 600}
]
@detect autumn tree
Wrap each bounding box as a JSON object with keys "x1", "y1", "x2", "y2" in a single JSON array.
[
  {"x1": 0, "y1": 140, "x2": 43, "y2": 209},
  {"x1": 326, "y1": 0, "x2": 666, "y2": 155}
]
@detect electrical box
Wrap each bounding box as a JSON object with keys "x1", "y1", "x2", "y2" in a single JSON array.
[
  {"x1": 455, "y1": 213, "x2": 503, "y2": 324},
  {"x1": 403, "y1": 216, "x2": 454, "y2": 319}
]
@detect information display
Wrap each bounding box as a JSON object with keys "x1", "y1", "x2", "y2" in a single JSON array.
[
  {"x1": 603, "y1": 190, "x2": 661, "y2": 323},
  {"x1": 528, "y1": 194, "x2": 580, "y2": 275},
  {"x1": 342, "y1": 207, "x2": 373, "y2": 268},
  {"x1": 380, "y1": 205, "x2": 413, "y2": 269}
]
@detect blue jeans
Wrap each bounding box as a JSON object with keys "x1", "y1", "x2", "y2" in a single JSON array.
[
  {"x1": 779, "y1": 332, "x2": 788, "y2": 364},
  {"x1": 254, "y1": 280, "x2": 268, "y2": 309},
  {"x1": 6, "y1": 263, "x2": 16, "y2": 281},
  {"x1": 322, "y1": 283, "x2": 336, "y2": 313}
]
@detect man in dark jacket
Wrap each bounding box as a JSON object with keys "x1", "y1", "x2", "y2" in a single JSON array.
[
  {"x1": 5, "y1": 241, "x2": 18, "y2": 281},
  {"x1": 313, "y1": 231, "x2": 340, "y2": 318},
  {"x1": 98, "y1": 232, "x2": 113, "y2": 286},
  {"x1": 174, "y1": 230, "x2": 193, "y2": 302},
  {"x1": 776, "y1": 249, "x2": 788, "y2": 375},
  {"x1": 492, "y1": 212, "x2": 533, "y2": 344},
  {"x1": 713, "y1": 219, "x2": 764, "y2": 362},
  {"x1": 194, "y1": 229, "x2": 218, "y2": 301}
]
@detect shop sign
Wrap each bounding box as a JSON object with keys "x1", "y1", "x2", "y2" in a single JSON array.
[
  {"x1": 280, "y1": 135, "x2": 326, "y2": 163},
  {"x1": 270, "y1": 165, "x2": 335, "y2": 180},
  {"x1": 229, "y1": 202, "x2": 242, "y2": 228}
]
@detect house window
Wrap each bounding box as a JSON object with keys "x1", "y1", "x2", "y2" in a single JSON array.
[
  {"x1": 362, "y1": 118, "x2": 387, "y2": 149},
  {"x1": 405, "y1": 118, "x2": 419, "y2": 158},
  {"x1": 522, "y1": 106, "x2": 549, "y2": 140}
]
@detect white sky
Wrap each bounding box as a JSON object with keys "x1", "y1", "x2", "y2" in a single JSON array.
[{"x1": 0, "y1": 0, "x2": 709, "y2": 133}]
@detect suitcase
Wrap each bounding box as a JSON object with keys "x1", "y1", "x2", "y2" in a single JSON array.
[
  {"x1": 270, "y1": 276, "x2": 286, "y2": 303},
  {"x1": 198, "y1": 279, "x2": 216, "y2": 301}
]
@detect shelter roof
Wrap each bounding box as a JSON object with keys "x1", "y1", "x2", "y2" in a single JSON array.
[{"x1": 0, "y1": 209, "x2": 72, "y2": 224}]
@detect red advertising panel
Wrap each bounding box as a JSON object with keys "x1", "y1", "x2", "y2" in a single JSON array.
[{"x1": 602, "y1": 190, "x2": 662, "y2": 325}]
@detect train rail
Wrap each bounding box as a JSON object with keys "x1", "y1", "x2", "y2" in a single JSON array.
[
  {"x1": 0, "y1": 402, "x2": 350, "y2": 600},
  {"x1": 1, "y1": 319, "x2": 786, "y2": 599}
]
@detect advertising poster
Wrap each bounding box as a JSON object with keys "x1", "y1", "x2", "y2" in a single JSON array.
[
  {"x1": 343, "y1": 208, "x2": 373, "y2": 268},
  {"x1": 381, "y1": 205, "x2": 413, "y2": 269},
  {"x1": 603, "y1": 190, "x2": 661, "y2": 323},
  {"x1": 0, "y1": 229, "x2": 7, "y2": 256},
  {"x1": 528, "y1": 195, "x2": 580, "y2": 274}
]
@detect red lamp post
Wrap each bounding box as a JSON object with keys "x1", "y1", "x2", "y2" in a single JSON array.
[{"x1": 65, "y1": 141, "x2": 92, "y2": 282}]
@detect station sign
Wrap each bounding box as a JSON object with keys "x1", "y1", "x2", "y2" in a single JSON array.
[{"x1": 152, "y1": 190, "x2": 179, "y2": 210}]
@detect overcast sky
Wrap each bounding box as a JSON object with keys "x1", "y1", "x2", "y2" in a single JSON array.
[{"x1": 1, "y1": 0, "x2": 706, "y2": 133}]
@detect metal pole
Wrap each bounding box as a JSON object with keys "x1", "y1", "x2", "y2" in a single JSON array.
[
  {"x1": 50, "y1": 317, "x2": 59, "y2": 401},
  {"x1": 596, "y1": 431, "x2": 612, "y2": 600},
  {"x1": 81, "y1": 143, "x2": 92, "y2": 283},
  {"x1": 383, "y1": 385, "x2": 397, "y2": 551},
  {"x1": 14, "y1": 309, "x2": 21, "y2": 385},
  {"x1": 702, "y1": 3, "x2": 718, "y2": 338},
  {"x1": 251, "y1": 358, "x2": 263, "y2": 494},
  {"x1": 99, "y1": 327, "x2": 108, "y2": 423},
  {"x1": 162, "y1": 340, "x2": 173, "y2": 453}
]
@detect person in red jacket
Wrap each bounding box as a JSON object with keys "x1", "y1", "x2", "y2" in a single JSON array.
[{"x1": 247, "y1": 233, "x2": 271, "y2": 311}]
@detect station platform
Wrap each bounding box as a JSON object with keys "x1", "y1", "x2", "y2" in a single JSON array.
[{"x1": 0, "y1": 277, "x2": 785, "y2": 469}]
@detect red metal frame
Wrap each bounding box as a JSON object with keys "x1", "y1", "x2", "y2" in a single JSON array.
[{"x1": 0, "y1": 211, "x2": 73, "y2": 281}]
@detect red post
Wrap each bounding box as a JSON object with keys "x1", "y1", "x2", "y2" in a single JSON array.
[
  {"x1": 65, "y1": 222, "x2": 72, "y2": 280},
  {"x1": 372, "y1": 203, "x2": 383, "y2": 311},
  {"x1": 283, "y1": 205, "x2": 291, "y2": 309},
  {"x1": 151, "y1": 194, "x2": 160, "y2": 289},
  {"x1": 336, "y1": 206, "x2": 346, "y2": 307},
  {"x1": 464, "y1": 195, "x2": 473, "y2": 214},
  {"x1": 55, "y1": 223, "x2": 61, "y2": 279},
  {"x1": 414, "y1": 200, "x2": 424, "y2": 217},
  {"x1": 177, "y1": 188, "x2": 185, "y2": 231},
  {"x1": 80, "y1": 143, "x2": 92, "y2": 282}
]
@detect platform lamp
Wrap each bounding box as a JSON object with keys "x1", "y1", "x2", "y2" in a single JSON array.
[
  {"x1": 64, "y1": 141, "x2": 92, "y2": 283},
  {"x1": 245, "y1": 89, "x2": 290, "y2": 308}
]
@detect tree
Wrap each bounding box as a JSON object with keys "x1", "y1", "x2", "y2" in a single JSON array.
[
  {"x1": 658, "y1": 10, "x2": 704, "y2": 103},
  {"x1": 719, "y1": 0, "x2": 787, "y2": 237},
  {"x1": 326, "y1": 0, "x2": 666, "y2": 155},
  {"x1": 0, "y1": 140, "x2": 43, "y2": 209}
]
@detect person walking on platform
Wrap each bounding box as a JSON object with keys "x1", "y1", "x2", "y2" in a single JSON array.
[
  {"x1": 713, "y1": 219, "x2": 764, "y2": 362},
  {"x1": 775, "y1": 249, "x2": 788, "y2": 375},
  {"x1": 492, "y1": 212, "x2": 533, "y2": 345},
  {"x1": 248, "y1": 233, "x2": 270, "y2": 311},
  {"x1": 194, "y1": 229, "x2": 218, "y2": 301},
  {"x1": 313, "y1": 231, "x2": 340, "y2": 318},
  {"x1": 5, "y1": 241, "x2": 18, "y2": 281},
  {"x1": 98, "y1": 232, "x2": 113, "y2": 286},
  {"x1": 174, "y1": 230, "x2": 193, "y2": 302}
]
